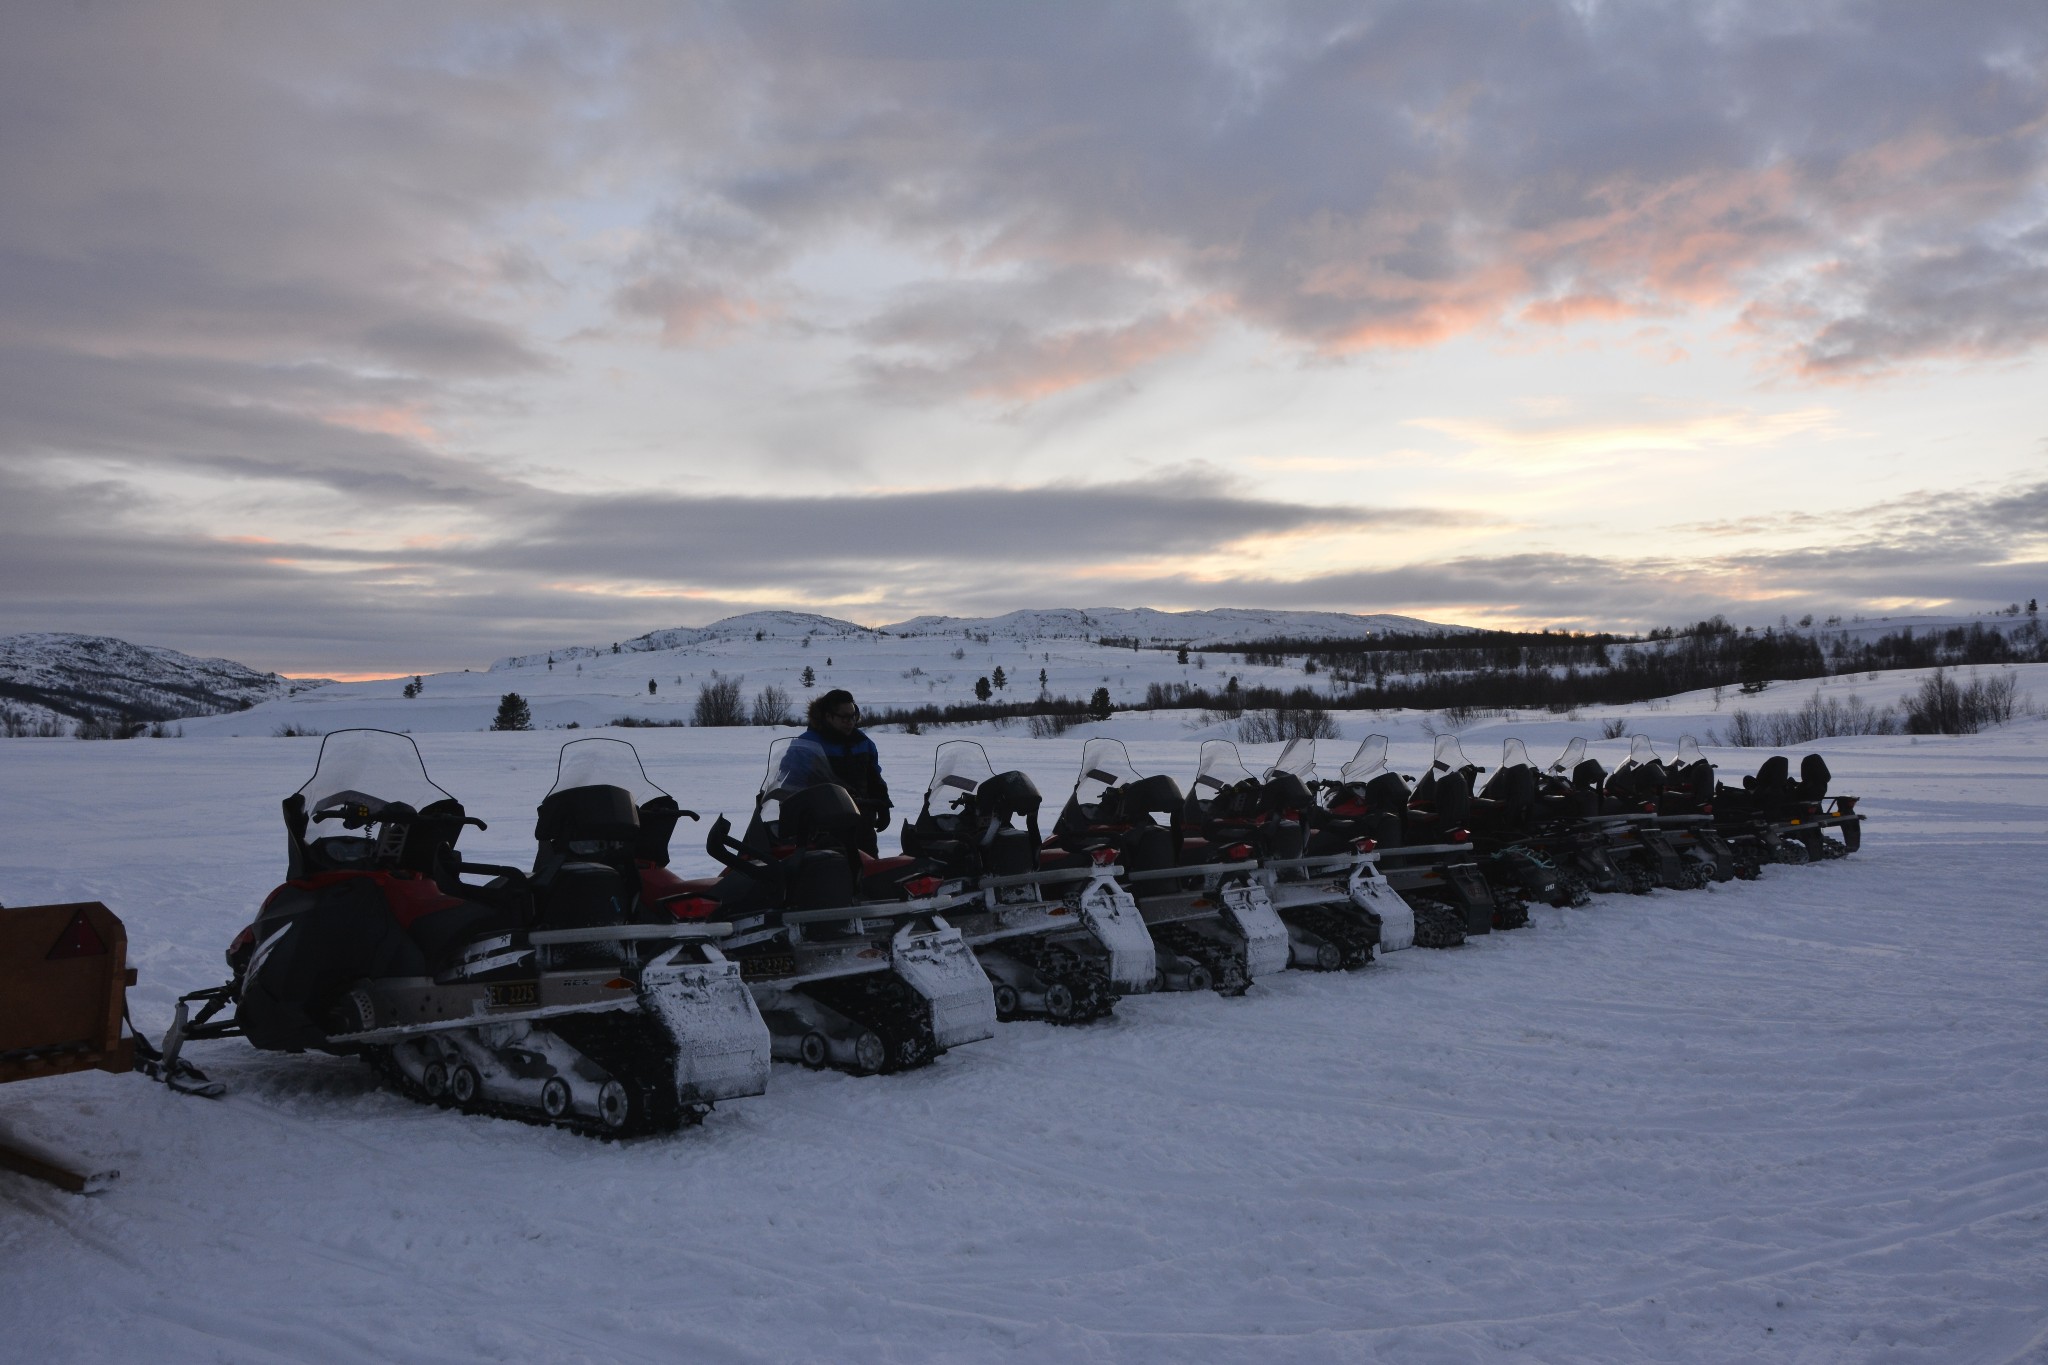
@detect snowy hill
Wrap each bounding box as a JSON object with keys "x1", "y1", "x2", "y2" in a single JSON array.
[
  {"x1": 0, "y1": 632, "x2": 322, "y2": 734},
  {"x1": 880, "y1": 606, "x2": 1463, "y2": 645}
]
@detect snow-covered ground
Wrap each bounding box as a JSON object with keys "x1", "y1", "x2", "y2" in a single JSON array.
[{"x1": 3, "y1": 702, "x2": 2046, "y2": 1363}]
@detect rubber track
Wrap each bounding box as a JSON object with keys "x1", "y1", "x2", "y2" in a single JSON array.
[
  {"x1": 800, "y1": 970, "x2": 937, "y2": 1073},
  {"x1": 1018, "y1": 939, "x2": 1115, "y2": 1025},
  {"x1": 362, "y1": 1010, "x2": 704, "y2": 1140},
  {"x1": 1152, "y1": 922, "x2": 1252, "y2": 995},
  {"x1": 1279, "y1": 903, "x2": 1378, "y2": 968},
  {"x1": 1403, "y1": 894, "x2": 1468, "y2": 949}
]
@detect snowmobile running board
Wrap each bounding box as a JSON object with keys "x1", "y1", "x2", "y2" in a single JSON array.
[
  {"x1": 1260, "y1": 853, "x2": 1381, "y2": 878},
  {"x1": 527, "y1": 923, "x2": 733, "y2": 945},
  {"x1": 327, "y1": 997, "x2": 647, "y2": 1045},
  {"x1": 974, "y1": 865, "x2": 1125, "y2": 892}
]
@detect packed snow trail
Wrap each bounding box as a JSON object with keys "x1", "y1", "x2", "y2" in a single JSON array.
[{"x1": 2, "y1": 728, "x2": 2045, "y2": 1363}]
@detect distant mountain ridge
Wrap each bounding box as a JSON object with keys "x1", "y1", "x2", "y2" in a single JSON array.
[
  {"x1": 494, "y1": 606, "x2": 1464, "y2": 670},
  {"x1": 0, "y1": 632, "x2": 321, "y2": 731}
]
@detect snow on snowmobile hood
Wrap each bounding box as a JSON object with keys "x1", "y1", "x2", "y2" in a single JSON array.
[
  {"x1": 1500, "y1": 738, "x2": 1535, "y2": 771},
  {"x1": 924, "y1": 740, "x2": 996, "y2": 818},
  {"x1": 295, "y1": 728, "x2": 454, "y2": 820},
  {"x1": 1339, "y1": 734, "x2": 1390, "y2": 784},
  {"x1": 1193, "y1": 740, "x2": 1258, "y2": 794},
  {"x1": 548, "y1": 737, "x2": 670, "y2": 806},
  {"x1": 1263, "y1": 737, "x2": 1316, "y2": 784},
  {"x1": 1548, "y1": 737, "x2": 1587, "y2": 774}
]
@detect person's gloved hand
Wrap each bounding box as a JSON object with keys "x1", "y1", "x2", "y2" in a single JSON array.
[{"x1": 872, "y1": 805, "x2": 892, "y2": 832}]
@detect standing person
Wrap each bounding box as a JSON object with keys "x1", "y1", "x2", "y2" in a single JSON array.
[{"x1": 782, "y1": 689, "x2": 892, "y2": 854}]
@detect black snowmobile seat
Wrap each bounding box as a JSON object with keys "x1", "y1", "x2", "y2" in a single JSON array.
[
  {"x1": 978, "y1": 770, "x2": 1043, "y2": 824},
  {"x1": 1798, "y1": 754, "x2": 1831, "y2": 800},
  {"x1": 1362, "y1": 771, "x2": 1409, "y2": 814},
  {"x1": 535, "y1": 784, "x2": 640, "y2": 847},
  {"x1": 779, "y1": 782, "x2": 867, "y2": 849}
]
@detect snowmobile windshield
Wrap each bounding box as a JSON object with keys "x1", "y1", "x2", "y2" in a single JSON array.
[
  {"x1": 1073, "y1": 737, "x2": 1141, "y2": 808},
  {"x1": 1192, "y1": 740, "x2": 1258, "y2": 794},
  {"x1": 1338, "y1": 734, "x2": 1390, "y2": 784},
  {"x1": 1500, "y1": 738, "x2": 1535, "y2": 771},
  {"x1": 1431, "y1": 735, "x2": 1477, "y2": 772},
  {"x1": 1675, "y1": 735, "x2": 1705, "y2": 766},
  {"x1": 1264, "y1": 737, "x2": 1317, "y2": 784},
  {"x1": 757, "y1": 735, "x2": 839, "y2": 826},
  {"x1": 1625, "y1": 734, "x2": 1661, "y2": 768},
  {"x1": 925, "y1": 741, "x2": 996, "y2": 817},
  {"x1": 1548, "y1": 737, "x2": 1587, "y2": 774},
  {"x1": 547, "y1": 737, "x2": 670, "y2": 805},
  {"x1": 294, "y1": 728, "x2": 453, "y2": 821}
]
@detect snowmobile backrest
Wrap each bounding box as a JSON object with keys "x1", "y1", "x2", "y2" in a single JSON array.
[
  {"x1": 1428, "y1": 769, "x2": 1472, "y2": 825},
  {"x1": 534, "y1": 861, "x2": 632, "y2": 930},
  {"x1": 535, "y1": 784, "x2": 639, "y2": 849},
  {"x1": 1480, "y1": 762, "x2": 1536, "y2": 818},
  {"x1": 1747, "y1": 754, "x2": 1791, "y2": 792},
  {"x1": 1798, "y1": 753, "x2": 1831, "y2": 800},
  {"x1": 778, "y1": 781, "x2": 867, "y2": 850},
  {"x1": 1111, "y1": 773, "x2": 1184, "y2": 825},
  {"x1": 783, "y1": 848, "x2": 856, "y2": 911},
  {"x1": 978, "y1": 769, "x2": 1043, "y2": 835},
  {"x1": 983, "y1": 827, "x2": 1038, "y2": 876},
  {"x1": 1668, "y1": 759, "x2": 1713, "y2": 801},
  {"x1": 1264, "y1": 769, "x2": 1314, "y2": 815},
  {"x1": 633, "y1": 793, "x2": 692, "y2": 866},
  {"x1": 1362, "y1": 770, "x2": 1410, "y2": 814},
  {"x1": 1572, "y1": 758, "x2": 1607, "y2": 791}
]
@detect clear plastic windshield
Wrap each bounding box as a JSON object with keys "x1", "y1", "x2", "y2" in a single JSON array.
[
  {"x1": 1192, "y1": 740, "x2": 1257, "y2": 794},
  {"x1": 757, "y1": 734, "x2": 838, "y2": 825},
  {"x1": 1338, "y1": 734, "x2": 1390, "y2": 784},
  {"x1": 1500, "y1": 738, "x2": 1534, "y2": 771},
  {"x1": 1674, "y1": 735, "x2": 1705, "y2": 766},
  {"x1": 1548, "y1": 737, "x2": 1586, "y2": 774},
  {"x1": 925, "y1": 740, "x2": 996, "y2": 817},
  {"x1": 294, "y1": 728, "x2": 454, "y2": 819},
  {"x1": 1073, "y1": 737, "x2": 1141, "y2": 808},
  {"x1": 548, "y1": 737, "x2": 670, "y2": 804},
  {"x1": 1431, "y1": 734, "x2": 1477, "y2": 772},
  {"x1": 1624, "y1": 734, "x2": 1661, "y2": 769},
  {"x1": 1264, "y1": 737, "x2": 1317, "y2": 783}
]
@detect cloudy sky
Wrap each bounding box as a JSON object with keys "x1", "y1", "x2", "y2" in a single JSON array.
[{"x1": 4, "y1": 2, "x2": 2045, "y2": 676}]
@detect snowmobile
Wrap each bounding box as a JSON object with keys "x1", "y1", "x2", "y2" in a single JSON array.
[
  {"x1": 1606, "y1": 735, "x2": 1739, "y2": 884},
  {"x1": 1313, "y1": 736, "x2": 1494, "y2": 945},
  {"x1": 696, "y1": 737, "x2": 996, "y2": 1073},
  {"x1": 158, "y1": 729, "x2": 771, "y2": 1136},
  {"x1": 1710, "y1": 748, "x2": 1864, "y2": 865},
  {"x1": 890, "y1": 741, "x2": 1154, "y2": 1022},
  {"x1": 1045, "y1": 738, "x2": 1289, "y2": 994},
  {"x1": 1182, "y1": 738, "x2": 1400, "y2": 967}
]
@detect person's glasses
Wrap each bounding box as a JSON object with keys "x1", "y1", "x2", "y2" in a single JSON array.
[{"x1": 832, "y1": 708, "x2": 859, "y2": 719}]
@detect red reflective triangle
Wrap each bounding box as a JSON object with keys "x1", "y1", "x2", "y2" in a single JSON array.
[{"x1": 46, "y1": 909, "x2": 108, "y2": 959}]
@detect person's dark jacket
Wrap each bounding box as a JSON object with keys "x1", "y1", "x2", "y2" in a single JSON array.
[{"x1": 787, "y1": 725, "x2": 891, "y2": 823}]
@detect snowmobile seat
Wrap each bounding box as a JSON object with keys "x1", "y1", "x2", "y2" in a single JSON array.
[
  {"x1": 1746, "y1": 754, "x2": 1790, "y2": 793},
  {"x1": 779, "y1": 783, "x2": 867, "y2": 850},
  {"x1": 859, "y1": 853, "x2": 919, "y2": 878},
  {"x1": 982, "y1": 827, "x2": 1037, "y2": 875},
  {"x1": 977, "y1": 770, "x2": 1042, "y2": 826},
  {"x1": 535, "y1": 783, "x2": 640, "y2": 848},
  {"x1": 1111, "y1": 774, "x2": 1184, "y2": 825},
  {"x1": 1798, "y1": 754, "x2": 1831, "y2": 801},
  {"x1": 1362, "y1": 771, "x2": 1410, "y2": 814},
  {"x1": 533, "y1": 861, "x2": 633, "y2": 930},
  {"x1": 783, "y1": 848, "x2": 856, "y2": 911},
  {"x1": 411, "y1": 899, "x2": 522, "y2": 975},
  {"x1": 1572, "y1": 758, "x2": 1608, "y2": 791}
]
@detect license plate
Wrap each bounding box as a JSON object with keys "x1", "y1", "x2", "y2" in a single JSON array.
[{"x1": 486, "y1": 981, "x2": 540, "y2": 1008}]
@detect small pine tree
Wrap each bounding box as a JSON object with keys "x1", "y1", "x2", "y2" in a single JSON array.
[
  {"x1": 612, "y1": 643, "x2": 620, "y2": 654},
  {"x1": 1176, "y1": 646, "x2": 1188, "y2": 665},
  {"x1": 801, "y1": 665, "x2": 816, "y2": 688},
  {"x1": 1038, "y1": 667, "x2": 1048, "y2": 690},
  {"x1": 991, "y1": 666, "x2": 1006, "y2": 691},
  {"x1": 547, "y1": 655, "x2": 554, "y2": 670},
  {"x1": 1089, "y1": 686, "x2": 1112, "y2": 720},
  {"x1": 402, "y1": 676, "x2": 420, "y2": 699},
  {"x1": 975, "y1": 676, "x2": 992, "y2": 702},
  {"x1": 492, "y1": 693, "x2": 533, "y2": 731},
  {"x1": 648, "y1": 679, "x2": 658, "y2": 695}
]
